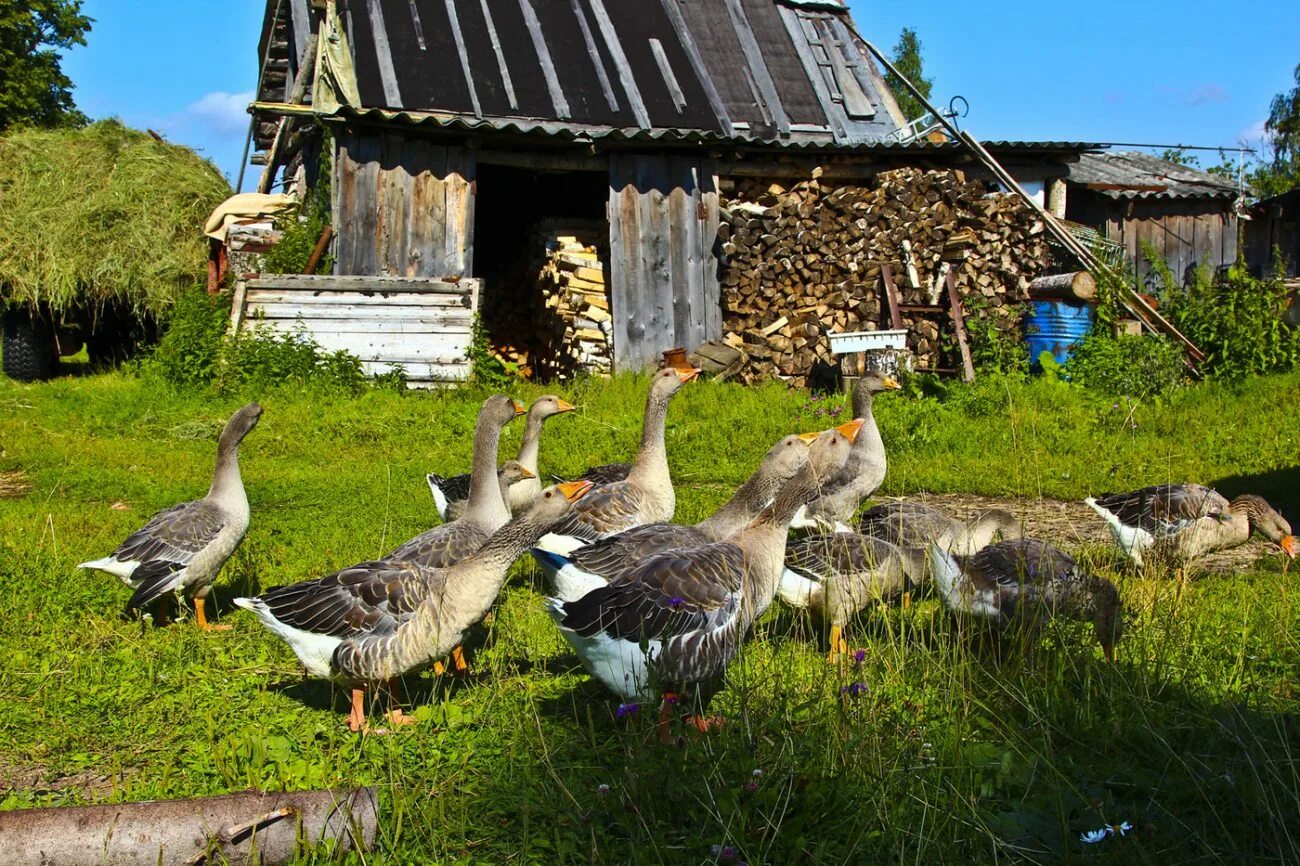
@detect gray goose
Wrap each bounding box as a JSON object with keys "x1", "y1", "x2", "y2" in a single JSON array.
[
  {"x1": 427, "y1": 395, "x2": 575, "y2": 518},
  {"x1": 79, "y1": 403, "x2": 262, "y2": 629},
  {"x1": 535, "y1": 366, "x2": 699, "y2": 557},
  {"x1": 790, "y1": 372, "x2": 900, "y2": 532},
  {"x1": 534, "y1": 431, "x2": 818, "y2": 602},
  {"x1": 236, "y1": 481, "x2": 592, "y2": 731},
  {"x1": 929, "y1": 539, "x2": 1123, "y2": 661},
  {"x1": 858, "y1": 501, "x2": 1021, "y2": 556},
  {"x1": 438, "y1": 461, "x2": 534, "y2": 523},
  {"x1": 552, "y1": 421, "x2": 861, "y2": 737},
  {"x1": 778, "y1": 533, "x2": 925, "y2": 662},
  {"x1": 388, "y1": 395, "x2": 525, "y2": 569},
  {"x1": 1086, "y1": 484, "x2": 1295, "y2": 567}
]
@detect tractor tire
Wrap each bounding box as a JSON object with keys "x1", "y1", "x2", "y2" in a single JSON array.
[{"x1": 2, "y1": 309, "x2": 55, "y2": 382}]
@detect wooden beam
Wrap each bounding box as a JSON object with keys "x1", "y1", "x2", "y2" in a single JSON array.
[{"x1": 945, "y1": 269, "x2": 975, "y2": 383}]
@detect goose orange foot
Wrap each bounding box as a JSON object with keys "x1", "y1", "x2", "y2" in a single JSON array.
[
  {"x1": 826, "y1": 624, "x2": 849, "y2": 664},
  {"x1": 433, "y1": 645, "x2": 469, "y2": 676},
  {"x1": 685, "y1": 714, "x2": 726, "y2": 734},
  {"x1": 195, "y1": 598, "x2": 231, "y2": 631}
]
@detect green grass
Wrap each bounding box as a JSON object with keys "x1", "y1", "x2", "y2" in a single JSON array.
[{"x1": 0, "y1": 369, "x2": 1297, "y2": 864}]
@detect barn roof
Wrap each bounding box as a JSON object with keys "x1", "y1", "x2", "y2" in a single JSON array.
[
  {"x1": 1066, "y1": 151, "x2": 1242, "y2": 200},
  {"x1": 254, "y1": 0, "x2": 914, "y2": 151}
]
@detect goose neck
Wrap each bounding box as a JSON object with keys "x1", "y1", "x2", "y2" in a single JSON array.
[
  {"x1": 466, "y1": 415, "x2": 511, "y2": 525},
  {"x1": 516, "y1": 410, "x2": 546, "y2": 475},
  {"x1": 207, "y1": 440, "x2": 246, "y2": 505},
  {"x1": 696, "y1": 464, "x2": 783, "y2": 539},
  {"x1": 628, "y1": 389, "x2": 672, "y2": 481}
]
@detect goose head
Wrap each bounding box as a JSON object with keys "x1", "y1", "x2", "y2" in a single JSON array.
[
  {"x1": 763, "y1": 432, "x2": 817, "y2": 480},
  {"x1": 650, "y1": 364, "x2": 701, "y2": 398},
  {"x1": 499, "y1": 461, "x2": 535, "y2": 486},
  {"x1": 481, "y1": 394, "x2": 528, "y2": 428},
  {"x1": 804, "y1": 419, "x2": 863, "y2": 480},
  {"x1": 1231, "y1": 495, "x2": 1295, "y2": 558},
  {"x1": 220, "y1": 402, "x2": 263, "y2": 448},
  {"x1": 523, "y1": 480, "x2": 594, "y2": 527},
  {"x1": 856, "y1": 371, "x2": 902, "y2": 398},
  {"x1": 530, "y1": 395, "x2": 577, "y2": 420}
]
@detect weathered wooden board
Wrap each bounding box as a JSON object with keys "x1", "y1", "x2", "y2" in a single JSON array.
[
  {"x1": 333, "y1": 131, "x2": 476, "y2": 278},
  {"x1": 608, "y1": 154, "x2": 720, "y2": 371},
  {"x1": 234, "y1": 275, "x2": 479, "y2": 386}
]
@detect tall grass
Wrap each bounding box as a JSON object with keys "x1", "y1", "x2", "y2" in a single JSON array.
[{"x1": 0, "y1": 369, "x2": 1296, "y2": 863}]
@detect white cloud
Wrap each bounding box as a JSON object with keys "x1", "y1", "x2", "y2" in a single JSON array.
[
  {"x1": 178, "y1": 90, "x2": 254, "y2": 138},
  {"x1": 1238, "y1": 118, "x2": 1268, "y2": 145}
]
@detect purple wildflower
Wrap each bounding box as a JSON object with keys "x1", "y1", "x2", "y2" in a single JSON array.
[
  {"x1": 852, "y1": 648, "x2": 867, "y2": 664},
  {"x1": 616, "y1": 703, "x2": 639, "y2": 718},
  {"x1": 841, "y1": 682, "x2": 868, "y2": 697},
  {"x1": 744, "y1": 780, "x2": 759, "y2": 792},
  {"x1": 830, "y1": 405, "x2": 843, "y2": 416},
  {"x1": 709, "y1": 845, "x2": 737, "y2": 861}
]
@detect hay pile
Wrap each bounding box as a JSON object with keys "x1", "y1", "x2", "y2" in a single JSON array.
[{"x1": 0, "y1": 120, "x2": 231, "y2": 316}]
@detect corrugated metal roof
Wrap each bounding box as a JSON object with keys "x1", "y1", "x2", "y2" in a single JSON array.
[
  {"x1": 256, "y1": 0, "x2": 913, "y2": 149},
  {"x1": 1067, "y1": 151, "x2": 1241, "y2": 200},
  {"x1": 323, "y1": 105, "x2": 1100, "y2": 155}
]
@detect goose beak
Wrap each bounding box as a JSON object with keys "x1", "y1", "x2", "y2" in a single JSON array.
[
  {"x1": 834, "y1": 418, "x2": 866, "y2": 444},
  {"x1": 1280, "y1": 535, "x2": 1296, "y2": 558},
  {"x1": 674, "y1": 366, "x2": 702, "y2": 383},
  {"x1": 557, "y1": 480, "x2": 594, "y2": 502},
  {"x1": 556, "y1": 398, "x2": 577, "y2": 413},
  {"x1": 1101, "y1": 642, "x2": 1115, "y2": 664},
  {"x1": 518, "y1": 467, "x2": 536, "y2": 480},
  {"x1": 881, "y1": 375, "x2": 902, "y2": 390},
  {"x1": 796, "y1": 430, "x2": 821, "y2": 443},
  {"x1": 511, "y1": 400, "x2": 527, "y2": 416}
]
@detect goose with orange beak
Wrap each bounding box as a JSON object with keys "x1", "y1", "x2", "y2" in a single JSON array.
[
  {"x1": 534, "y1": 366, "x2": 700, "y2": 570},
  {"x1": 237, "y1": 480, "x2": 592, "y2": 732},
  {"x1": 552, "y1": 421, "x2": 862, "y2": 737}
]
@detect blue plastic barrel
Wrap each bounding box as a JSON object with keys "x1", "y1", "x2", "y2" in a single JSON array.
[{"x1": 1025, "y1": 300, "x2": 1094, "y2": 370}]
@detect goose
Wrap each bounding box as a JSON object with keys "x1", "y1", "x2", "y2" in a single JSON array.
[
  {"x1": 436, "y1": 461, "x2": 534, "y2": 522},
  {"x1": 929, "y1": 539, "x2": 1123, "y2": 661},
  {"x1": 427, "y1": 395, "x2": 575, "y2": 518},
  {"x1": 552, "y1": 421, "x2": 861, "y2": 736},
  {"x1": 777, "y1": 532, "x2": 926, "y2": 662},
  {"x1": 79, "y1": 403, "x2": 262, "y2": 630},
  {"x1": 235, "y1": 480, "x2": 592, "y2": 731},
  {"x1": 858, "y1": 501, "x2": 1021, "y2": 556},
  {"x1": 388, "y1": 395, "x2": 525, "y2": 569},
  {"x1": 1085, "y1": 484, "x2": 1295, "y2": 567},
  {"x1": 534, "y1": 431, "x2": 818, "y2": 603},
  {"x1": 790, "y1": 372, "x2": 900, "y2": 532},
  {"x1": 535, "y1": 366, "x2": 699, "y2": 557}
]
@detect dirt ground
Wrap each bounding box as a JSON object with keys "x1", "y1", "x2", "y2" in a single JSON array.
[{"x1": 895, "y1": 491, "x2": 1285, "y2": 574}]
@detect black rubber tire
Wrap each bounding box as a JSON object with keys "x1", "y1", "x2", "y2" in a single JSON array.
[{"x1": 2, "y1": 309, "x2": 55, "y2": 382}]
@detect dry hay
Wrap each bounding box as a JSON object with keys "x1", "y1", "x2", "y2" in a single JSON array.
[
  {"x1": 0, "y1": 468, "x2": 32, "y2": 499},
  {"x1": 0, "y1": 120, "x2": 231, "y2": 316}
]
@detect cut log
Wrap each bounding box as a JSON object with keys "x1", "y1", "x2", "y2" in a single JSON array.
[
  {"x1": 1028, "y1": 271, "x2": 1097, "y2": 302},
  {"x1": 0, "y1": 787, "x2": 378, "y2": 866}
]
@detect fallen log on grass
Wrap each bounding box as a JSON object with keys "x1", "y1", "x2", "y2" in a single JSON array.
[{"x1": 0, "y1": 786, "x2": 378, "y2": 866}]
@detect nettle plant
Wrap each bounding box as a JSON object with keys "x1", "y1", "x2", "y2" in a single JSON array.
[{"x1": 1147, "y1": 245, "x2": 1300, "y2": 380}]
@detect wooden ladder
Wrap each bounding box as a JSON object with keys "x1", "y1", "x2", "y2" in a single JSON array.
[{"x1": 881, "y1": 262, "x2": 976, "y2": 382}]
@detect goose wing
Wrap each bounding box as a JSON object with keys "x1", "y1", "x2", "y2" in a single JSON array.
[
  {"x1": 427, "y1": 472, "x2": 472, "y2": 504},
  {"x1": 387, "y1": 520, "x2": 490, "y2": 568},
  {"x1": 111, "y1": 499, "x2": 228, "y2": 567},
  {"x1": 560, "y1": 542, "x2": 744, "y2": 643},
  {"x1": 1093, "y1": 484, "x2": 1228, "y2": 535},
  {"x1": 254, "y1": 560, "x2": 438, "y2": 639},
  {"x1": 961, "y1": 539, "x2": 1082, "y2": 607},
  {"x1": 786, "y1": 531, "x2": 901, "y2": 578},
  {"x1": 567, "y1": 523, "x2": 709, "y2": 580},
  {"x1": 546, "y1": 479, "x2": 647, "y2": 541},
  {"x1": 858, "y1": 502, "x2": 955, "y2": 546}
]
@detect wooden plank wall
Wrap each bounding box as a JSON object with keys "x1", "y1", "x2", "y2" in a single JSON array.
[
  {"x1": 233, "y1": 275, "x2": 479, "y2": 385},
  {"x1": 1105, "y1": 198, "x2": 1236, "y2": 288},
  {"x1": 608, "y1": 154, "x2": 721, "y2": 371},
  {"x1": 333, "y1": 131, "x2": 476, "y2": 278}
]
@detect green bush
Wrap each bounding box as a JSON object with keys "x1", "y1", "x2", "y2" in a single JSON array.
[
  {"x1": 262, "y1": 157, "x2": 333, "y2": 275},
  {"x1": 144, "y1": 288, "x2": 231, "y2": 389},
  {"x1": 216, "y1": 325, "x2": 368, "y2": 394},
  {"x1": 1065, "y1": 332, "x2": 1187, "y2": 399},
  {"x1": 1149, "y1": 250, "x2": 1300, "y2": 379}
]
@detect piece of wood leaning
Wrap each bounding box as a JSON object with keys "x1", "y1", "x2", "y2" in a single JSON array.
[{"x1": 945, "y1": 269, "x2": 976, "y2": 383}]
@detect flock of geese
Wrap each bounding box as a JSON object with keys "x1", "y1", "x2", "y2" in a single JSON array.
[{"x1": 78, "y1": 367, "x2": 1295, "y2": 733}]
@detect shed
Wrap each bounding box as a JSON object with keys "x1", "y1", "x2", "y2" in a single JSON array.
[
  {"x1": 1062, "y1": 151, "x2": 1243, "y2": 289},
  {"x1": 249, "y1": 0, "x2": 1091, "y2": 378},
  {"x1": 1244, "y1": 188, "x2": 1300, "y2": 278}
]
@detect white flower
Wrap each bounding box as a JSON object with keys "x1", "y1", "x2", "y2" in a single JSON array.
[
  {"x1": 1079, "y1": 829, "x2": 1109, "y2": 844},
  {"x1": 1113, "y1": 821, "x2": 1132, "y2": 836}
]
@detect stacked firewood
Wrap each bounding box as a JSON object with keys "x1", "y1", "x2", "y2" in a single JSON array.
[
  {"x1": 719, "y1": 167, "x2": 1052, "y2": 384},
  {"x1": 538, "y1": 235, "x2": 613, "y2": 376}
]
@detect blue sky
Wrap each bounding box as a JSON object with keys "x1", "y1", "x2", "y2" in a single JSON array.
[{"x1": 62, "y1": 0, "x2": 1299, "y2": 191}]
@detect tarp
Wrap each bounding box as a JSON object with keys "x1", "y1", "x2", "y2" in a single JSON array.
[{"x1": 204, "y1": 193, "x2": 298, "y2": 242}]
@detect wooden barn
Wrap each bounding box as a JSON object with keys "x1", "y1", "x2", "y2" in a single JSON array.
[
  {"x1": 1244, "y1": 188, "x2": 1300, "y2": 278},
  {"x1": 1062, "y1": 151, "x2": 1243, "y2": 289},
  {"x1": 248, "y1": 0, "x2": 1092, "y2": 380}
]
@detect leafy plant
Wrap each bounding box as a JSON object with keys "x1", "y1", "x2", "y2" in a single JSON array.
[
  {"x1": 0, "y1": 0, "x2": 91, "y2": 132},
  {"x1": 216, "y1": 324, "x2": 367, "y2": 394},
  {"x1": 468, "y1": 312, "x2": 512, "y2": 386},
  {"x1": 262, "y1": 151, "x2": 333, "y2": 276},
  {"x1": 144, "y1": 286, "x2": 230, "y2": 389},
  {"x1": 1150, "y1": 247, "x2": 1300, "y2": 379},
  {"x1": 1065, "y1": 332, "x2": 1187, "y2": 399}
]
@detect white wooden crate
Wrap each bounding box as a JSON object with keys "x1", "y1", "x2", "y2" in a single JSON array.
[{"x1": 231, "y1": 275, "x2": 479, "y2": 386}]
